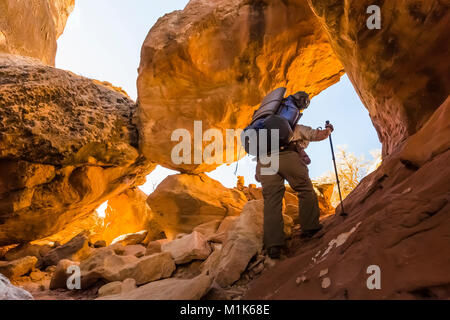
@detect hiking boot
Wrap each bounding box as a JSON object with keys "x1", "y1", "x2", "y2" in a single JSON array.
[
  {"x1": 300, "y1": 224, "x2": 323, "y2": 239},
  {"x1": 267, "y1": 246, "x2": 282, "y2": 259}
]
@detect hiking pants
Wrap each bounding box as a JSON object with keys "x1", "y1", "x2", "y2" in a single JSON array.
[{"x1": 257, "y1": 151, "x2": 321, "y2": 249}]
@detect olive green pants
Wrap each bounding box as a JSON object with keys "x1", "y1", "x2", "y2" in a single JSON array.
[{"x1": 257, "y1": 151, "x2": 321, "y2": 249}]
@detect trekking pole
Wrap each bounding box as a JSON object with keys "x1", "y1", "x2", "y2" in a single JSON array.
[
  {"x1": 234, "y1": 144, "x2": 243, "y2": 175},
  {"x1": 325, "y1": 120, "x2": 348, "y2": 217}
]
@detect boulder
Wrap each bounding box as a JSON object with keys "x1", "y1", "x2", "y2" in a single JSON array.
[
  {"x1": 41, "y1": 231, "x2": 91, "y2": 267},
  {"x1": 308, "y1": 0, "x2": 449, "y2": 156},
  {"x1": 214, "y1": 200, "x2": 264, "y2": 287},
  {"x1": 201, "y1": 245, "x2": 223, "y2": 276},
  {"x1": 116, "y1": 245, "x2": 146, "y2": 258},
  {"x1": 111, "y1": 230, "x2": 148, "y2": 246},
  {"x1": 49, "y1": 259, "x2": 79, "y2": 290},
  {"x1": 0, "y1": 54, "x2": 154, "y2": 246},
  {"x1": 4, "y1": 243, "x2": 52, "y2": 261},
  {"x1": 97, "y1": 274, "x2": 212, "y2": 300},
  {"x1": 0, "y1": 273, "x2": 33, "y2": 300},
  {"x1": 137, "y1": 0, "x2": 344, "y2": 173},
  {"x1": 0, "y1": 0, "x2": 74, "y2": 65},
  {"x1": 97, "y1": 278, "x2": 136, "y2": 298},
  {"x1": 208, "y1": 216, "x2": 238, "y2": 243},
  {"x1": 161, "y1": 231, "x2": 211, "y2": 265},
  {"x1": 193, "y1": 220, "x2": 222, "y2": 238},
  {"x1": 0, "y1": 256, "x2": 37, "y2": 279},
  {"x1": 145, "y1": 240, "x2": 168, "y2": 256},
  {"x1": 147, "y1": 174, "x2": 247, "y2": 239},
  {"x1": 80, "y1": 245, "x2": 175, "y2": 287}
]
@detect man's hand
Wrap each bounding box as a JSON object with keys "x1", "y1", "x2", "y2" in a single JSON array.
[{"x1": 325, "y1": 122, "x2": 334, "y2": 132}]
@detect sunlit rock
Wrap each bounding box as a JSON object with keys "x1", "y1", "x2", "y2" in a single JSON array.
[
  {"x1": 0, "y1": 54, "x2": 154, "y2": 245},
  {"x1": 0, "y1": 0, "x2": 75, "y2": 65},
  {"x1": 97, "y1": 273, "x2": 212, "y2": 300},
  {"x1": 146, "y1": 174, "x2": 247, "y2": 239},
  {"x1": 137, "y1": 0, "x2": 344, "y2": 173},
  {"x1": 161, "y1": 231, "x2": 211, "y2": 264},
  {"x1": 308, "y1": 0, "x2": 450, "y2": 156},
  {"x1": 0, "y1": 256, "x2": 37, "y2": 279}
]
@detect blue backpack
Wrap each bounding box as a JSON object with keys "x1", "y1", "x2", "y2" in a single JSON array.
[{"x1": 241, "y1": 87, "x2": 302, "y2": 156}]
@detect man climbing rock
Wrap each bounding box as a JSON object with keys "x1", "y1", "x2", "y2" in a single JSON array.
[{"x1": 254, "y1": 91, "x2": 334, "y2": 259}]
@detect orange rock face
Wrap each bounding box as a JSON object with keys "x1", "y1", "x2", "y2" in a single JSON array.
[
  {"x1": 307, "y1": 0, "x2": 450, "y2": 156},
  {"x1": 137, "y1": 0, "x2": 344, "y2": 173},
  {"x1": 94, "y1": 188, "x2": 164, "y2": 245},
  {"x1": 0, "y1": 0, "x2": 75, "y2": 65},
  {"x1": 0, "y1": 54, "x2": 154, "y2": 245},
  {"x1": 244, "y1": 1, "x2": 450, "y2": 300},
  {"x1": 146, "y1": 174, "x2": 247, "y2": 239}
]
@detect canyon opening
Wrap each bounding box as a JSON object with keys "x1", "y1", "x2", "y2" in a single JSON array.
[{"x1": 0, "y1": 0, "x2": 448, "y2": 308}]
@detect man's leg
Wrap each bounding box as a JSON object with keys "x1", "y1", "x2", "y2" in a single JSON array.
[
  {"x1": 259, "y1": 167, "x2": 286, "y2": 250},
  {"x1": 281, "y1": 151, "x2": 321, "y2": 232}
]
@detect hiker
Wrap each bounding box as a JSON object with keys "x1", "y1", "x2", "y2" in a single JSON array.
[{"x1": 252, "y1": 90, "x2": 334, "y2": 259}]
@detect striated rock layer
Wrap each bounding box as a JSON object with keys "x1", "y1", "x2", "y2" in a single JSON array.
[
  {"x1": 137, "y1": 0, "x2": 344, "y2": 173},
  {"x1": 0, "y1": 54, "x2": 154, "y2": 245},
  {"x1": 307, "y1": 0, "x2": 450, "y2": 156},
  {"x1": 0, "y1": 0, "x2": 75, "y2": 65}
]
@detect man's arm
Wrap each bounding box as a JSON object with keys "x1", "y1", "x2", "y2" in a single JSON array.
[
  {"x1": 313, "y1": 128, "x2": 332, "y2": 141},
  {"x1": 311, "y1": 122, "x2": 334, "y2": 141}
]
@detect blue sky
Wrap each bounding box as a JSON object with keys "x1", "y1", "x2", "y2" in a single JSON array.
[{"x1": 56, "y1": 0, "x2": 381, "y2": 193}]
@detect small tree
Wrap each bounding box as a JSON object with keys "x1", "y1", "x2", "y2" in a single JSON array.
[{"x1": 314, "y1": 146, "x2": 381, "y2": 207}]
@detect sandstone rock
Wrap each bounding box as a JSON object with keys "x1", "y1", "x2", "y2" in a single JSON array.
[
  {"x1": 94, "y1": 188, "x2": 163, "y2": 245},
  {"x1": 242, "y1": 184, "x2": 263, "y2": 201},
  {"x1": 145, "y1": 240, "x2": 167, "y2": 256},
  {"x1": 161, "y1": 231, "x2": 211, "y2": 265},
  {"x1": 308, "y1": 0, "x2": 449, "y2": 156},
  {"x1": 29, "y1": 270, "x2": 45, "y2": 282},
  {"x1": 245, "y1": 148, "x2": 450, "y2": 299},
  {"x1": 49, "y1": 259, "x2": 79, "y2": 290},
  {"x1": 111, "y1": 230, "x2": 148, "y2": 246},
  {"x1": 41, "y1": 231, "x2": 91, "y2": 267},
  {"x1": 201, "y1": 246, "x2": 223, "y2": 276},
  {"x1": 208, "y1": 216, "x2": 239, "y2": 243},
  {"x1": 193, "y1": 220, "x2": 222, "y2": 238},
  {"x1": 172, "y1": 260, "x2": 203, "y2": 280},
  {"x1": 93, "y1": 240, "x2": 107, "y2": 248},
  {"x1": 314, "y1": 183, "x2": 335, "y2": 216},
  {"x1": 400, "y1": 96, "x2": 450, "y2": 168},
  {"x1": 147, "y1": 174, "x2": 247, "y2": 239},
  {"x1": 80, "y1": 246, "x2": 175, "y2": 287},
  {"x1": 97, "y1": 278, "x2": 136, "y2": 298},
  {"x1": 0, "y1": 54, "x2": 154, "y2": 245},
  {"x1": 214, "y1": 200, "x2": 264, "y2": 287},
  {"x1": 0, "y1": 0, "x2": 74, "y2": 65},
  {"x1": 0, "y1": 256, "x2": 37, "y2": 279},
  {"x1": 137, "y1": 0, "x2": 344, "y2": 173},
  {"x1": 97, "y1": 274, "x2": 212, "y2": 300},
  {"x1": 118, "y1": 245, "x2": 146, "y2": 258},
  {"x1": 0, "y1": 273, "x2": 33, "y2": 300},
  {"x1": 98, "y1": 281, "x2": 122, "y2": 298},
  {"x1": 283, "y1": 214, "x2": 294, "y2": 239},
  {"x1": 4, "y1": 243, "x2": 52, "y2": 262}
]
